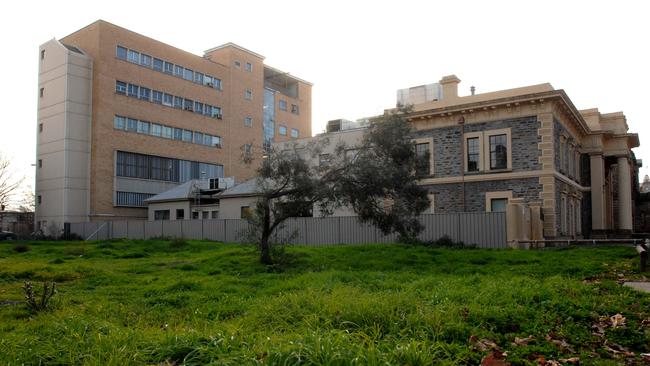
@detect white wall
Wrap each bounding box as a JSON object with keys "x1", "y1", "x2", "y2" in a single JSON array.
[{"x1": 219, "y1": 196, "x2": 257, "y2": 219}]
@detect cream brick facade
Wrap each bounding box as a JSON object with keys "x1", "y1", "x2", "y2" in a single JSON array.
[{"x1": 36, "y1": 20, "x2": 311, "y2": 230}]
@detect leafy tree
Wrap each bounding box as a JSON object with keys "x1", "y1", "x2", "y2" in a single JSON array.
[{"x1": 246, "y1": 108, "x2": 429, "y2": 264}]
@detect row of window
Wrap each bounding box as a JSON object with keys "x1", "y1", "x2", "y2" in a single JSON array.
[
  {"x1": 116, "y1": 151, "x2": 223, "y2": 183},
  {"x1": 465, "y1": 129, "x2": 511, "y2": 173},
  {"x1": 559, "y1": 136, "x2": 581, "y2": 182},
  {"x1": 115, "y1": 80, "x2": 223, "y2": 118},
  {"x1": 278, "y1": 99, "x2": 300, "y2": 115},
  {"x1": 154, "y1": 209, "x2": 220, "y2": 220},
  {"x1": 278, "y1": 125, "x2": 299, "y2": 138},
  {"x1": 116, "y1": 191, "x2": 155, "y2": 208},
  {"x1": 116, "y1": 45, "x2": 223, "y2": 90},
  {"x1": 114, "y1": 115, "x2": 221, "y2": 148}
]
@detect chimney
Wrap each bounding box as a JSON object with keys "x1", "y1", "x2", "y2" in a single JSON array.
[{"x1": 439, "y1": 74, "x2": 461, "y2": 100}]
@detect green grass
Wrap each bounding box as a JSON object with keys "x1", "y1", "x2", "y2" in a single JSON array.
[{"x1": 0, "y1": 240, "x2": 648, "y2": 365}]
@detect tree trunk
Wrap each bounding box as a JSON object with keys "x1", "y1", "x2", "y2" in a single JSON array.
[{"x1": 259, "y1": 201, "x2": 273, "y2": 265}]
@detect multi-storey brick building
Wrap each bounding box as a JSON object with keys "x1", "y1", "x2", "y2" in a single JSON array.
[{"x1": 36, "y1": 20, "x2": 311, "y2": 231}]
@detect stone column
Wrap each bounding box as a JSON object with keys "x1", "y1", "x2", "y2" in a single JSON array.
[
  {"x1": 590, "y1": 154, "x2": 606, "y2": 231},
  {"x1": 617, "y1": 156, "x2": 633, "y2": 231}
]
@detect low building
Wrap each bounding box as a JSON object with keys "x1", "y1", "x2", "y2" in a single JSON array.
[
  {"x1": 0, "y1": 211, "x2": 34, "y2": 237},
  {"x1": 143, "y1": 178, "x2": 233, "y2": 220}
]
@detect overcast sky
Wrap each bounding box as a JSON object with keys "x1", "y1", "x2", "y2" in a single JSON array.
[{"x1": 1, "y1": 0, "x2": 648, "y2": 189}]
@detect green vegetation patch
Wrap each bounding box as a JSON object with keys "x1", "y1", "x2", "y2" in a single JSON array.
[{"x1": 0, "y1": 240, "x2": 648, "y2": 365}]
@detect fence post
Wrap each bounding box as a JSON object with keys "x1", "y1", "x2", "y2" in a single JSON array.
[
  {"x1": 338, "y1": 216, "x2": 341, "y2": 244},
  {"x1": 457, "y1": 212, "x2": 461, "y2": 243}
]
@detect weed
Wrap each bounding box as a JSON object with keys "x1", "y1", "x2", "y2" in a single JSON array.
[
  {"x1": 169, "y1": 238, "x2": 188, "y2": 249},
  {"x1": 22, "y1": 280, "x2": 57, "y2": 313}
]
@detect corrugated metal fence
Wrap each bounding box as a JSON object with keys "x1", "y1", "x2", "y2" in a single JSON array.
[{"x1": 70, "y1": 212, "x2": 506, "y2": 248}]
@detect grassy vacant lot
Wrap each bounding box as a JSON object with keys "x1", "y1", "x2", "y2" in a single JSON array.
[{"x1": 0, "y1": 240, "x2": 649, "y2": 365}]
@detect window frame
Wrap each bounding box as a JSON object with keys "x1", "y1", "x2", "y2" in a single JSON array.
[
  {"x1": 291, "y1": 128, "x2": 299, "y2": 139},
  {"x1": 484, "y1": 191, "x2": 513, "y2": 212},
  {"x1": 244, "y1": 117, "x2": 252, "y2": 127},
  {"x1": 413, "y1": 137, "x2": 434, "y2": 176},
  {"x1": 279, "y1": 125, "x2": 287, "y2": 136},
  {"x1": 463, "y1": 128, "x2": 512, "y2": 173}
]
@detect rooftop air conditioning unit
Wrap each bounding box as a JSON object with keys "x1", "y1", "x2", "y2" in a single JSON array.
[
  {"x1": 206, "y1": 82, "x2": 214, "y2": 87},
  {"x1": 215, "y1": 113, "x2": 223, "y2": 119}
]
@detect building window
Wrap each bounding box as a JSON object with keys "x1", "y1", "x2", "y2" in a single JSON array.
[
  {"x1": 213, "y1": 78, "x2": 222, "y2": 90},
  {"x1": 154, "y1": 210, "x2": 170, "y2": 220},
  {"x1": 245, "y1": 89, "x2": 253, "y2": 100},
  {"x1": 183, "y1": 68, "x2": 193, "y2": 81},
  {"x1": 115, "y1": 191, "x2": 155, "y2": 207},
  {"x1": 414, "y1": 140, "x2": 432, "y2": 176},
  {"x1": 212, "y1": 136, "x2": 222, "y2": 148},
  {"x1": 151, "y1": 123, "x2": 162, "y2": 137},
  {"x1": 279, "y1": 100, "x2": 287, "y2": 111},
  {"x1": 41, "y1": 49, "x2": 46, "y2": 60},
  {"x1": 575, "y1": 199, "x2": 582, "y2": 235},
  {"x1": 194, "y1": 72, "x2": 204, "y2": 85},
  {"x1": 38, "y1": 159, "x2": 42, "y2": 168},
  {"x1": 140, "y1": 54, "x2": 152, "y2": 68},
  {"x1": 39, "y1": 88, "x2": 44, "y2": 98},
  {"x1": 39, "y1": 123, "x2": 43, "y2": 133},
  {"x1": 291, "y1": 104, "x2": 299, "y2": 114},
  {"x1": 176, "y1": 209, "x2": 185, "y2": 220},
  {"x1": 424, "y1": 193, "x2": 435, "y2": 214},
  {"x1": 291, "y1": 128, "x2": 299, "y2": 138},
  {"x1": 244, "y1": 144, "x2": 253, "y2": 154},
  {"x1": 174, "y1": 65, "x2": 184, "y2": 78},
  {"x1": 137, "y1": 121, "x2": 150, "y2": 134},
  {"x1": 211, "y1": 106, "x2": 222, "y2": 119},
  {"x1": 114, "y1": 115, "x2": 125, "y2": 130},
  {"x1": 182, "y1": 130, "x2": 192, "y2": 142},
  {"x1": 184, "y1": 99, "x2": 193, "y2": 111},
  {"x1": 126, "y1": 118, "x2": 137, "y2": 132},
  {"x1": 127, "y1": 84, "x2": 139, "y2": 98},
  {"x1": 192, "y1": 211, "x2": 199, "y2": 219},
  {"x1": 116, "y1": 46, "x2": 127, "y2": 60},
  {"x1": 560, "y1": 194, "x2": 568, "y2": 235},
  {"x1": 194, "y1": 102, "x2": 204, "y2": 115},
  {"x1": 211, "y1": 211, "x2": 218, "y2": 219},
  {"x1": 164, "y1": 61, "x2": 174, "y2": 74},
  {"x1": 163, "y1": 93, "x2": 173, "y2": 107},
  {"x1": 153, "y1": 58, "x2": 163, "y2": 72},
  {"x1": 37, "y1": 195, "x2": 42, "y2": 205},
  {"x1": 464, "y1": 128, "x2": 511, "y2": 173},
  {"x1": 241, "y1": 206, "x2": 252, "y2": 219},
  {"x1": 162, "y1": 126, "x2": 173, "y2": 139},
  {"x1": 245, "y1": 62, "x2": 253, "y2": 72},
  {"x1": 174, "y1": 96, "x2": 183, "y2": 109},
  {"x1": 116, "y1": 81, "x2": 127, "y2": 94},
  {"x1": 245, "y1": 117, "x2": 252, "y2": 127},
  {"x1": 152, "y1": 90, "x2": 163, "y2": 104},
  {"x1": 194, "y1": 132, "x2": 203, "y2": 145},
  {"x1": 173, "y1": 128, "x2": 182, "y2": 140},
  {"x1": 489, "y1": 134, "x2": 507, "y2": 170},
  {"x1": 485, "y1": 191, "x2": 512, "y2": 212},
  {"x1": 139, "y1": 87, "x2": 151, "y2": 101},
  {"x1": 234, "y1": 60, "x2": 241, "y2": 68},
  {"x1": 279, "y1": 125, "x2": 287, "y2": 135},
  {"x1": 467, "y1": 137, "x2": 480, "y2": 172},
  {"x1": 127, "y1": 49, "x2": 140, "y2": 63},
  {"x1": 201, "y1": 211, "x2": 209, "y2": 219}
]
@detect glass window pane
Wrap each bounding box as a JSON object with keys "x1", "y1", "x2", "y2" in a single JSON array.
[
  {"x1": 212, "y1": 136, "x2": 221, "y2": 147},
  {"x1": 153, "y1": 58, "x2": 163, "y2": 71},
  {"x1": 127, "y1": 49, "x2": 139, "y2": 63},
  {"x1": 194, "y1": 72, "x2": 203, "y2": 84},
  {"x1": 151, "y1": 123, "x2": 162, "y2": 137},
  {"x1": 116, "y1": 46, "x2": 127, "y2": 60},
  {"x1": 184, "y1": 99, "x2": 193, "y2": 111},
  {"x1": 115, "y1": 81, "x2": 127, "y2": 94},
  {"x1": 279, "y1": 125, "x2": 287, "y2": 135},
  {"x1": 127, "y1": 118, "x2": 137, "y2": 131},
  {"x1": 183, "y1": 68, "x2": 193, "y2": 81},
  {"x1": 467, "y1": 137, "x2": 479, "y2": 172},
  {"x1": 127, "y1": 84, "x2": 139, "y2": 97},
  {"x1": 162, "y1": 126, "x2": 173, "y2": 139},
  {"x1": 173, "y1": 128, "x2": 183, "y2": 140},
  {"x1": 152, "y1": 90, "x2": 162, "y2": 104},
  {"x1": 114, "y1": 115, "x2": 125, "y2": 130},
  {"x1": 139, "y1": 87, "x2": 150, "y2": 101},
  {"x1": 182, "y1": 130, "x2": 192, "y2": 142},
  {"x1": 291, "y1": 128, "x2": 299, "y2": 138},
  {"x1": 164, "y1": 61, "x2": 174, "y2": 74},
  {"x1": 193, "y1": 132, "x2": 203, "y2": 144},
  {"x1": 491, "y1": 198, "x2": 508, "y2": 212},
  {"x1": 489, "y1": 134, "x2": 507, "y2": 170},
  {"x1": 137, "y1": 121, "x2": 150, "y2": 134},
  {"x1": 203, "y1": 134, "x2": 211, "y2": 145},
  {"x1": 174, "y1": 96, "x2": 183, "y2": 109},
  {"x1": 174, "y1": 65, "x2": 184, "y2": 77},
  {"x1": 140, "y1": 54, "x2": 152, "y2": 67},
  {"x1": 163, "y1": 93, "x2": 173, "y2": 106},
  {"x1": 194, "y1": 102, "x2": 203, "y2": 114}
]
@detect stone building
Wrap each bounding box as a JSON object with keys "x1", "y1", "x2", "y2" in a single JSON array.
[
  {"x1": 395, "y1": 75, "x2": 640, "y2": 238},
  {"x1": 35, "y1": 20, "x2": 311, "y2": 232}
]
